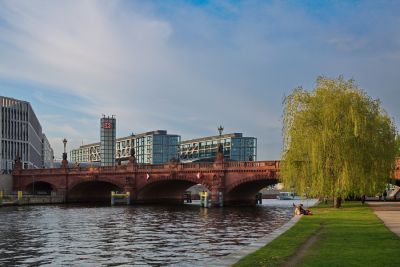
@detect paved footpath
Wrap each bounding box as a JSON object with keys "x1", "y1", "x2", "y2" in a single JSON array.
[{"x1": 368, "y1": 202, "x2": 400, "y2": 237}]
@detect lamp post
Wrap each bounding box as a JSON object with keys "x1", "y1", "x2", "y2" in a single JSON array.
[
  {"x1": 217, "y1": 125, "x2": 224, "y2": 156},
  {"x1": 61, "y1": 138, "x2": 69, "y2": 169},
  {"x1": 62, "y1": 138, "x2": 67, "y2": 160},
  {"x1": 216, "y1": 125, "x2": 225, "y2": 207},
  {"x1": 218, "y1": 125, "x2": 224, "y2": 137}
]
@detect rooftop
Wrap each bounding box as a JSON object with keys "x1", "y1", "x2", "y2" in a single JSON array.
[
  {"x1": 181, "y1": 133, "x2": 250, "y2": 144},
  {"x1": 74, "y1": 130, "x2": 179, "y2": 149}
]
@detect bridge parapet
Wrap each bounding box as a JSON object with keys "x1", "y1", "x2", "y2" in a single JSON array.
[
  {"x1": 13, "y1": 161, "x2": 280, "y2": 177},
  {"x1": 13, "y1": 168, "x2": 67, "y2": 176},
  {"x1": 137, "y1": 164, "x2": 167, "y2": 170},
  {"x1": 13, "y1": 165, "x2": 132, "y2": 176},
  {"x1": 133, "y1": 161, "x2": 280, "y2": 172},
  {"x1": 181, "y1": 163, "x2": 213, "y2": 169},
  {"x1": 223, "y1": 161, "x2": 279, "y2": 170}
]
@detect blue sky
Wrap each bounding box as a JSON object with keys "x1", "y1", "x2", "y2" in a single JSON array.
[{"x1": 0, "y1": 0, "x2": 399, "y2": 160}]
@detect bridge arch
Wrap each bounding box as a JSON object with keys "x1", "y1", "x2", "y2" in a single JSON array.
[
  {"x1": 137, "y1": 176, "x2": 211, "y2": 204},
  {"x1": 225, "y1": 176, "x2": 278, "y2": 205},
  {"x1": 24, "y1": 181, "x2": 55, "y2": 195},
  {"x1": 67, "y1": 180, "x2": 123, "y2": 203}
]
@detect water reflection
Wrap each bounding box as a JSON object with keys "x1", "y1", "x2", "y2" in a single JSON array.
[{"x1": 0, "y1": 204, "x2": 292, "y2": 266}]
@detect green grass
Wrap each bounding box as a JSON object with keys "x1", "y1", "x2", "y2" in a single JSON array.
[{"x1": 234, "y1": 202, "x2": 400, "y2": 267}]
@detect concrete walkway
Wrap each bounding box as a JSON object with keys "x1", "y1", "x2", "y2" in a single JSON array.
[{"x1": 368, "y1": 202, "x2": 400, "y2": 237}]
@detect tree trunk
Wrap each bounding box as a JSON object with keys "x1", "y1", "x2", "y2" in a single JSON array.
[{"x1": 334, "y1": 196, "x2": 342, "y2": 208}]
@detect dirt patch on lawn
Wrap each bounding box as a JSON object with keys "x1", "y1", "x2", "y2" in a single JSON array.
[{"x1": 281, "y1": 223, "x2": 325, "y2": 267}]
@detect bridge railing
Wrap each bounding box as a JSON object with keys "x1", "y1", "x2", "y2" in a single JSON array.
[
  {"x1": 177, "y1": 161, "x2": 280, "y2": 170},
  {"x1": 99, "y1": 165, "x2": 128, "y2": 172},
  {"x1": 13, "y1": 168, "x2": 65, "y2": 175},
  {"x1": 181, "y1": 163, "x2": 213, "y2": 169},
  {"x1": 129, "y1": 161, "x2": 279, "y2": 171},
  {"x1": 13, "y1": 160, "x2": 280, "y2": 176},
  {"x1": 13, "y1": 164, "x2": 131, "y2": 176},
  {"x1": 224, "y1": 161, "x2": 279, "y2": 169},
  {"x1": 137, "y1": 164, "x2": 166, "y2": 170}
]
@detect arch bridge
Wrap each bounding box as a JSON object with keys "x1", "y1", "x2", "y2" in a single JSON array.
[{"x1": 12, "y1": 152, "x2": 279, "y2": 206}]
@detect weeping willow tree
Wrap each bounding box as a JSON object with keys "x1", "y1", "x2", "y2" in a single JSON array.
[{"x1": 281, "y1": 76, "x2": 397, "y2": 208}]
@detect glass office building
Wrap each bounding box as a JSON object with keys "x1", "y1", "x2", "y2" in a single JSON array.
[
  {"x1": 180, "y1": 133, "x2": 257, "y2": 162},
  {"x1": 71, "y1": 130, "x2": 180, "y2": 165},
  {"x1": 100, "y1": 116, "x2": 116, "y2": 166},
  {"x1": 133, "y1": 131, "x2": 180, "y2": 164}
]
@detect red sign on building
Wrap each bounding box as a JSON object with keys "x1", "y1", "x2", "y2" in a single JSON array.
[{"x1": 103, "y1": 122, "x2": 112, "y2": 129}]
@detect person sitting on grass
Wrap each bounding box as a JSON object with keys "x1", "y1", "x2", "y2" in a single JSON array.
[
  {"x1": 293, "y1": 203, "x2": 301, "y2": 215},
  {"x1": 293, "y1": 203, "x2": 312, "y2": 215}
]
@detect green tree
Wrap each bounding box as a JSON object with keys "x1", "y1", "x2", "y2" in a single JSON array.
[{"x1": 281, "y1": 76, "x2": 397, "y2": 207}]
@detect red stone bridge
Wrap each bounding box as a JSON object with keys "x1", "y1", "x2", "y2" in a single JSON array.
[
  {"x1": 12, "y1": 153, "x2": 400, "y2": 206},
  {"x1": 12, "y1": 153, "x2": 279, "y2": 206}
]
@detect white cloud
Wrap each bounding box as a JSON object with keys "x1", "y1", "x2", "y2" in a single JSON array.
[{"x1": 0, "y1": 0, "x2": 400, "y2": 159}]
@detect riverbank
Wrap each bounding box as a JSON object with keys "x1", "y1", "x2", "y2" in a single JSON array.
[
  {"x1": 233, "y1": 202, "x2": 400, "y2": 267},
  {"x1": 0, "y1": 195, "x2": 63, "y2": 206}
]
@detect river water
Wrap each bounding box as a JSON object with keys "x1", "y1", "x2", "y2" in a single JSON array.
[{"x1": 0, "y1": 203, "x2": 293, "y2": 266}]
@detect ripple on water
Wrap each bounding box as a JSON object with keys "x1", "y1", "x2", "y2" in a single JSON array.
[{"x1": 0, "y1": 204, "x2": 292, "y2": 266}]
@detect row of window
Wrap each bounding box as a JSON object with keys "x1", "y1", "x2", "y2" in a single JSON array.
[
  {"x1": 1, "y1": 119, "x2": 29, "y2": 141},
  {"x1": 181, "y1": 138, "x2": 256, "y2": 149},
  {"x1": 1, "y1": 106, "x2": 29, "y2": 122},
  {"x1": 1, "y1": 140, "x2": 28, "y2": 161}
]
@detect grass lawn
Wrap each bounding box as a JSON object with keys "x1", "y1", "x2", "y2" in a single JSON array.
[{"x1": 233, "y1": 202, "x2": 400, "y2": 267}]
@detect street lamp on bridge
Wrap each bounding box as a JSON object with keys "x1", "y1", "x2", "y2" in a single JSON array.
[
  {"x1": 62, "y1": 138, "x2": 68, "y2": 160},
  {"x1": 218, "y1": 125, "x2": 224, "y2": 137},
  {"x1": 61, "y1": 138, "x2": 69, "y2": 168},
  {"x1": 217, "y1": 125, "x2": 224, "y2": 156}
]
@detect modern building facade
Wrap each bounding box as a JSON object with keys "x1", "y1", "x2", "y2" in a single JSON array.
[
  {"x1": 70, "y1": 130, "x2": 180, "y2": 165},
  {"x1": 100, "y1": 116, "x2": 116, "y2": 166},
  {"x1": 42, "y1": 134, "x2": 54, "y2": 168},
  {"x1": 179, "y1": 133, "x2": 257, "y2": 162},
  {"x1": 0, "y1": 96, "x2": 54, "y2": 173}
]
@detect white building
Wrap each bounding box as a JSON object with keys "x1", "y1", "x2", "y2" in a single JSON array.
[{"x1": 0, "y1": 96, "x2": 54, "y2": 172}]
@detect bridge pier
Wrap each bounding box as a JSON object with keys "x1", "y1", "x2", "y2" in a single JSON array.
[
  {"x1": 123, "y1": 185, "x2": 136, "y2": 204},
  {"x1": 210, "y1": 191, "x2": 225, "y2": 207},
  {"x1": 58, "y1": 188, "x2": 68, "y2": 203}
]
